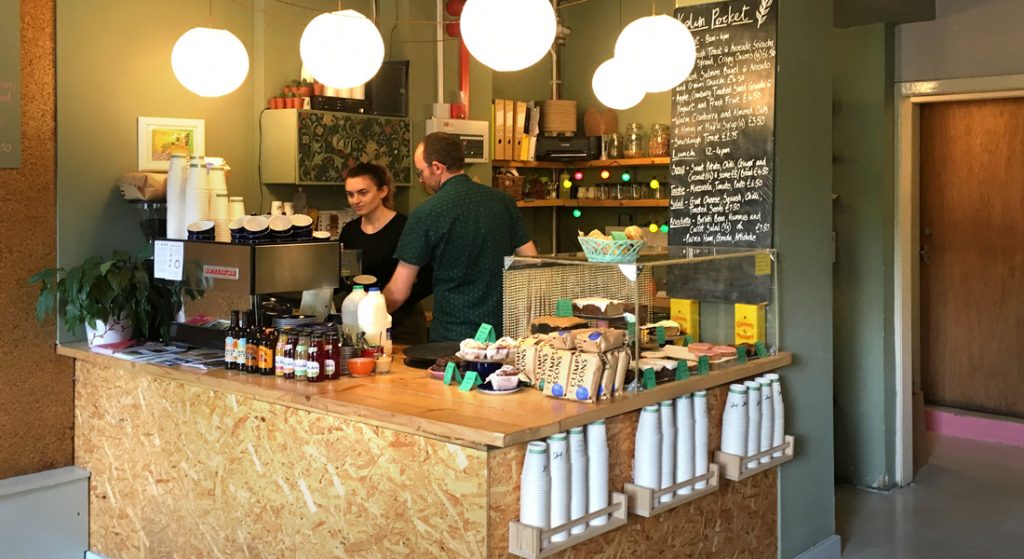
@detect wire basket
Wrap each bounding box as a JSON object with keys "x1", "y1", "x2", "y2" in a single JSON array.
[{"x1": 577, "y1": 237, "x2": 646, "y2": 263}]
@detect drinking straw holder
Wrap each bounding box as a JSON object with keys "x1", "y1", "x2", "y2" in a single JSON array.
[
  {"x1": 622, "y1": 463, "x2": 720, "y2": 518},
  {"x1": 714, "y1": 435, "x2": 795, "y2": 481},
  {"x1": 508, "y1": 492, "x2": 628, "y2": 559}
]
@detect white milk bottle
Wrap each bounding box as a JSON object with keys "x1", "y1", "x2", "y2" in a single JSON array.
[
  {"x1": 357, "y1": 287, "x2": 391, "y2": 351},
  {"x1": 341, "y1": 285, "x2": 367, "y2": 342}
]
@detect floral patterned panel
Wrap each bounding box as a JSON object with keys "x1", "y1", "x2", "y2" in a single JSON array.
[{"x1": 297, "y1": 110, "x2": 411, "y2": 185}]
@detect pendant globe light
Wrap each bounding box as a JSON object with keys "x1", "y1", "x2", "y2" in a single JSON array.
[
  {"x1": 592, "y1": 57, "x2": 645, "y2": 110},
  {"x1": 460, "y1": 0, "x2": 556, "y2": 72},
  {"x1": 300, "y1": 10, "x2": 385, "y2": 89},
  {"x1": 614, "y1": 14, "x2": 696, "y2": 93},
  {"x1": 171, "y1": 27, "x2": 250, "y2": 97}
]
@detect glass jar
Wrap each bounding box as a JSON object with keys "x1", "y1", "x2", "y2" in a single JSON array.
[
  {"x1": 606, "y1": 133, "x2": 624, "y2": 159},
  {"x1": 624, "y1": 123, "x2": 645, "y2": 158},
  {"x1": 649, "y1": 123, "x2": 670, "y2": 157}
]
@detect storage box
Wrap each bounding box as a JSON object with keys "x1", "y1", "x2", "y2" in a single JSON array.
[{"x1": 495, "y1": 175, "x2": 525, "y2": 201}]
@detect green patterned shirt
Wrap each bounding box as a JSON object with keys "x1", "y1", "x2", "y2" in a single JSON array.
[{"x1": 395, "y1": 174, "x2": 530, "y2": 341}]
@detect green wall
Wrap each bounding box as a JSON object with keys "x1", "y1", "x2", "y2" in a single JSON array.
[{"x1": 832, "y1": 23, "x2": 896, "y2": 489}]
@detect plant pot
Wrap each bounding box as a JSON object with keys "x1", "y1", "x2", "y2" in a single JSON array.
[
  {"x1": 297, "y1": 86, "x2": 312, "y2": 97},
  {"x1": 313, "y1": 83, "x2": 325, "y2": 96},
  {"x1": 270, "y1": 97, "x2": 285, "y2": 109},
  {"x1": 84, "y1": 314, "x2": 134, "y2": 347}
]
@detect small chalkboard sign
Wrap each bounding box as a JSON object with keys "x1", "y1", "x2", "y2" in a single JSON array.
[{"x1": 668, "y1": 0, "x2": 777, "y2": 249}]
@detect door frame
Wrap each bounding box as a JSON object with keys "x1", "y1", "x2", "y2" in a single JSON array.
[{"x1": 894, "y1": 74, "x2": 1024, "y2": 486}]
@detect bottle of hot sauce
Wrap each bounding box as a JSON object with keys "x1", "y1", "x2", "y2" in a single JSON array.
[
  {"x1": 275, "y1": 328, "x2": 288, "y2": 377},
  {"x1": 283, "y1": 330, "x2": 297, "y2": 379},
  {"x1": 225, "y1": 310, "x2": 240, "y2": 371}
]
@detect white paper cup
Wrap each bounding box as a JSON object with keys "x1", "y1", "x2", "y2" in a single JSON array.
[
  {"x1": 659, "y1": 400, "x2": 676, "y2": 502},
  {"x1": 765, "y1": 373, "x2": 784, "y2": 457},
  {"x1": 568, "y1": 427, "x2": 588, "y2": 535},
  {"x1": 675, "y1": 394, "x2": 694, "y2": 495},
  {"x1": 721, "y1": 384, "x2": 748, "y2": 457},
  {"x1": 758, "y1": 377, "x2": 774, "y2": 462},
  {"x1": 548, "y1": 433, "x2": 570, "y2": 542},
  {"x1": 693, "y1": 391, "x2": 708, "y2": 489},
  {"x1": 745, "y1": 380, "x2": 762, "y2": 468},
  {"x1": 521, "y1": 442, "x2": 550, "y2": 531},
  {"x1": 634, "y1": 406, "x2": 661, "y2": 489},
  {"x1": 586, "y1": 420, "x2": 609, "y2": 526}
]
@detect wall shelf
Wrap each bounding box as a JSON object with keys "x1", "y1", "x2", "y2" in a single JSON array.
[
  {"x1": 495, "y1": 157, "x2": 670, "y2": 169},
  {"x1": 508, "y1": 492, "x2": 628, "y2": 559},
  {"x1": 622, "y1": 464, "x2": 720, "y2": 518},
  {"x1": 714, "y1": 435, "x2": 795, "y2": 481}
]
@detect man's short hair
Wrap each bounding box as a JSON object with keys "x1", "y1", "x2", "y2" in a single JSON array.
[{"x1": 421, "y1": 132, "x2": 465, "y2": 172}]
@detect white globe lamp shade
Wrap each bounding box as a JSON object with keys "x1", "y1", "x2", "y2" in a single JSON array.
[
  {"x1": 300, "y1": 10, "x2": 385, "y2": 89},
  {"x1": 592, "y1": 58, "x2": 645, "y2": 110},
  {"x1": 461, "y1": 0, "x2": 556, "y2": 72},
  {"x1": 614, "y1": 15, "x2": 696, "y2": 93},
  {"x1": 171, "y1": 27, "x2": 250, "y2": 97}
]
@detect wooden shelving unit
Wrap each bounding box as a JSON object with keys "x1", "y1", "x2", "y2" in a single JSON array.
[
  {"x1": 622, "y1": 464, "x2": 720, "y2": 518},
  {"x1": 714, "y1": 436, "x2": 795, "y2": 481},
  {"x1": 508, "y1": 492, "x2": 629, "y2": 558},
  {"x1": 494, "y1": 157, "x2": 670, "y2": 169},
  {"x1": 516, "y1": 199, "x2": 669, "y2": 209}
]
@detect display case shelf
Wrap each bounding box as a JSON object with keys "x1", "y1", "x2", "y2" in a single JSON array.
[
  {"x1": 622, "y1": 464, "x2": 720, "y2": 518},
  {"x1": 508, "y1": 492, "x2": 628, "y2": 559}
]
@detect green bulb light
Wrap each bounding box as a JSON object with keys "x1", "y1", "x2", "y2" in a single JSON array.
[
  {"x1": 621, "y1": 172, "x2": 631, "y2": 182},
  {"x1": 572, "y1": 209, "x2": 582, "y2": 218},
  {"x1": 660, "y1": 224, "x2": 669, "y2": 233}
]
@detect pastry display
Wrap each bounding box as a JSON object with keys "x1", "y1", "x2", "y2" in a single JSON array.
[
  {"x1": 458, "y1": 337, "x2": 518, "y2": 362},
  {"x1": 529, "y1": 315, "x2": 588, "y2": 334},
  {"x1": 488, "y1": 365, "x2": 521, "y2": 391},
  {"x1": 574, "y1": 328, "x2": 626, "y2": 353},
  {"x1": 572, "y1": 297, "x2": 625, "y2": 317},
  {"x1": 641, "y1": 319, "x2": 681, "y2": 338}
]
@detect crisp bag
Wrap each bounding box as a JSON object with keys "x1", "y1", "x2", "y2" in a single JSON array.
[
  {"x1": 566, "y1": 352, "x2": 603, "y2": 402},
  {"x1": 574, "y1": 328, "x2": 626, "y2": 353}
]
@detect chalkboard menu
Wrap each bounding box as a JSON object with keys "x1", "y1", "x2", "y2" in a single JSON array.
[
  {"x1": 668, "y1": 0, "x2": 777, "y2": 249},
  {"x1": 0, "y1": 0, "x2": 20, "y2": 169}
]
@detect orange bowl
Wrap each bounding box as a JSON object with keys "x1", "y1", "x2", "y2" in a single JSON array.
[{"x1": 348, "y1": 357, "x2": 375, "y2": 377}]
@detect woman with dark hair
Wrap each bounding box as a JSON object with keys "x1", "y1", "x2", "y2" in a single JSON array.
[{"x1": 340, "y1": 162, "x2": 431, "y2": 344}]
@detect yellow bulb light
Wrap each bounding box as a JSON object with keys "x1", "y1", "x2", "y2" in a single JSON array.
[
  {"x1": 650, "y1": 179, "x2": 660, "y2": 189},
  {"x1": 300, "y1": 10, "x2": 384, "y2": 89},
  {"x1": 562, "y1": 179, "x2": 572, "y2": 189},
  {"x1": 649, "y1": 223, "x2": 659, "y2": 233},
  {"x1": 171, "y1": 27, "x2": 250, "y2": 97},
  {"x1": 600, "y1": 170, "x2": 611, "y2": 180}
]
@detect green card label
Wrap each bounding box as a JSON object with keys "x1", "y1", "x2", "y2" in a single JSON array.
[
  {"x1": 675, "y1": 361, "x2": 690, "y2": 381},
  {"x1": 610, "y1": 231, "x2": 628, "y2": 241},
  {"x1": 459, "y1": 371, "x2": 482, "y2": 392},
  {"x1": 656, "y1": 326, "x2": 666, "y2": 346},
  {"x1": 643, "y1": 367, "x2": 656, "y2": 389},
  {"x1": 755, "y1": 341, "x2": 768, "y2": 358},
  {"x1": 474, "y1": 323, "x2": 496, "y2": 343},
  {"x1": 697, "y1": 355, "x2": 710, "y2": 375},
  {"x1": 443, "y1": 362, "x2": 463, "y2": 385},
  {"x1": 683, "y1": 335, "x2": 694, "y2": 347},
  {"x1": 555, "y1": 298, "x2": 573, "y2": 318},
  {"x1": 737, "y1": 348, "x2": 748, "y2": 364}
]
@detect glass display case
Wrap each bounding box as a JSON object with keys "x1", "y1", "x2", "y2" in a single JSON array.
[{"x1": 502, "y1": 246, "x2": 779, "y2": 391}]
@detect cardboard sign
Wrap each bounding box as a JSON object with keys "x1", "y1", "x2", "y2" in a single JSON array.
[
  {"x1": 697, "y1": 355, "x2": 710, "y2": 375},
  {"x1": 555, "y1": 298, "x2": 574, "y2": 318},
  {"x1": 474, "y1": 323, "x2": 496, "y2": 343},
  {"x1": 443, "y1": 362, "x2": 462, "y2": 385},
  {"x1": 675, "y1": 361, "x2": 690, "y2": 381},
  {"x1": 459, "y1": 371, "x2": 482, "y2": 392},
  {"x1": 642, "y1": 367, "x2": 656, "y2": 390}
]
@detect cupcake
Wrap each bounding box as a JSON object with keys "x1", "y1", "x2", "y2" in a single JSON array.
[
  {"x1": 485, "y1": 336, "x2": 518, "y2": 360},
  {"x1": 459, "y1": 339, "x2": 488, "y2": 360},
  {"x1": 488, "y1": 365, "x2": 521, "y2": 391}
]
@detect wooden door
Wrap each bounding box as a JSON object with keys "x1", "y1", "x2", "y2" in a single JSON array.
[{"x1": 920, "y1": 98, "x2": 1024, "y2": 418}]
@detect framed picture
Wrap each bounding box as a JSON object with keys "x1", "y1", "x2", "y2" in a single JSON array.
[{"x1": 137, "y1": 116, "x2": 206, "y2": 171}]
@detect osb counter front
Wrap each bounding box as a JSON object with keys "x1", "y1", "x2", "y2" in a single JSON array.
[{"x1": 60, "y1": 343, "x2": 791, "y2": 558}]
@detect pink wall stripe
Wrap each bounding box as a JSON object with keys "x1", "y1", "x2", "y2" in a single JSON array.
[{"x1": 926, "y1": 409, "x2": 1024, "y2": 447}]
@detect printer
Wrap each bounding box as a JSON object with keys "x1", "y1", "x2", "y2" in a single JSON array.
[{"x1": 535, "y1": 136, "x2": 602, "y2": 161}]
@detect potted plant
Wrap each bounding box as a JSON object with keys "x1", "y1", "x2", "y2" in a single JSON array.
[
  {"x1": 312, "y1": 80, "x2": 325, "y2": 96},
  {"x1": 30, "y1": 250, "x2": 196, "y2": 347},
  {"x1": 297, "y1": 79, "x2": 313, "y2": 98}
]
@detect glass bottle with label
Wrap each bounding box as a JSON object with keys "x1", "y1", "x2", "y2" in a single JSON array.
[
  {"x1": 283, "y1": 330, "x2": 297, "y2": 379},
  {"x1": 259, "y1": 327, "x2": 277, "y2": 376},
  {"x1": 225, "y1": 310, "x2": 240, "y2": 370},
  {"x1": 275, "y1": 328, "x2": 288, "y2": 377},
  {"x1": 306, "y1": 333, "x2": 323, "y2": 382},
  {"x1": 323, "y1": 332, "x2": 338, "y2": 380},
  {"x1": 294, "y1": 331, "x2": 309, "y2": 381},
  {"x1": 245, "y1": 311, "x2": 260, "y2": 373},
  {"x1": 236, "y1": 311, "x2": 250, "y2": 372}
]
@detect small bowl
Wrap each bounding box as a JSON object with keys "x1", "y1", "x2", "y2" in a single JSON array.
[
  {"x1": 312, "y1": 231, "x2": 331, "y2": 240},
  {"x1": 244, "y1": 215, "x2": 270, "y2": 236},
  {"x1": 187, "y1": 220, "x2": 215, "y2": 235},
  {"x1": 290, "y1": 214, "x2": 313, "y2": 229},
  {"x1": 348, "y1": 357, "x2": 375, "y2": 377},
  {"x1": 269, "y1": 215, "x2": 292, "y2": 236}
]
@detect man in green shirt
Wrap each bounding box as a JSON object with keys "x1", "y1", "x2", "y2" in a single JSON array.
[{"x1": 384, "y1": 132, "x2": 538, "y2": 341}]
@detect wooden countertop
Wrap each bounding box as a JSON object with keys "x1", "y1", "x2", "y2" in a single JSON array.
[{"x1": 58, "y1": 343, "x2": 792, "y2": 450}]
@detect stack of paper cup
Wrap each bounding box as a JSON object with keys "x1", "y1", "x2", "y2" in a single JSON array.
[
  {"x1": 766, "y1": 373, "x2": 785, "y2": 457},
  {"x1": 659, "y1": 400, "x2": 675, "y2": 503},
  {"x1": 184, "y1": 156, "x2": 209, "y2": 226},
  {"x1": 634, "y1": 405, "x2": 661, "y2": 491},
  {"x1": 586, "y1": 419, "x2": 609, "y2": 526},
  {"x1": 674, "y1": 393, "x2": 694, "y2": 496},
  {"x1": 744, "y1": 380, "x2": 762, "y2": 468},
  {"x1": 520, "y1": 441, "x2": 551, "y2": 533},
  {"x1": 568, "y1": 427, "x2": 588, "y2": 535},
  {"x1": 165, "y1": 154, "x2": 188, "y2": 239},
  {"x1": 212, "y1": 193, "x2": 231, "y2": 242},
  {"x1": 548, "y1": 433, "x2": 571, "y2": 542},
  {"x1": 693, "y1": 390, "x2": 709, "y2": 489},
  {"x1": 758, "y1": 376, "x2": 774, "y2": 462},
  {"x1": 208, "y1": 165, "x2": 228, "y2": 194},
  {"x1": 228, "y1": 196, "x2": 246, "y2": 220},
  {"x1": 721, "y1": 384, "x2": 748, "y2": 457}
]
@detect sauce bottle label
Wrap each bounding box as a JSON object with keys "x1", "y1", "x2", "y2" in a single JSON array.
[
  {"x1": 283, "y1": 357, "x2": 294, "y2": 375},
  {"x1": 225, "y1": 336, "x2": 235, "y2": 362},
  {"x1": 324, "y1": 360, "x2": 336, "y2": 377},
  {"x1": 258, "y1": 347, "x2": 273, "y2": 369},
  {"x1": 306, "y1": 362, "x2": 320, "y2": 380},
  {"x1": 236, "y1": 339, "x2": 247, "y2": 364}
]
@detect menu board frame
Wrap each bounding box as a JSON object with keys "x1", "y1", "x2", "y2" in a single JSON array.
[
  {"x1": 0, "y1": 0, "x2": 21, "y2": 169},
  {"x1": 668, "y1": 0, "x2": 778, "y2": 249}
]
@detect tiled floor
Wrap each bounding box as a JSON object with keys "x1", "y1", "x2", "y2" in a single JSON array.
[{"x1": 836, "y1": 434, "x2": 1024, "y2": 558}]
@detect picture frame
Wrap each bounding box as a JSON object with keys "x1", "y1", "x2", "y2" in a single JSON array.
[{"x1": 137, "y1": 116, "x2": 206, "y2": 171}]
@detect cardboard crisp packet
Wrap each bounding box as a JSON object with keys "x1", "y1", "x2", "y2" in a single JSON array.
[
  {"x1": 599, "y1": 350, "x2": 620, "y2": 399},
  {"x1": 514, "y1": 336, "x2": 543, "y2": 384},
  {"x1": 574, "y1": 328, "x2": 626, "y2": 353},
  {"x1": 539, "y1": 345, "x2": 573, "y2": 396},
  {"x1": 545, "y1": 330, "x2": 577, "y2": 350},
  {"x1": 565, "y1": 352, "x2": 604, "y2": 402},
  {"x1": 613, "y1": 347, "x2": 631, "y2": 393}
]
